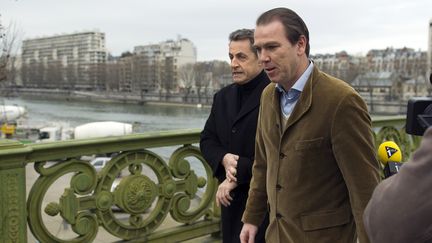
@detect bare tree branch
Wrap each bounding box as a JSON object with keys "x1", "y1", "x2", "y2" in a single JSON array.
[{"x1": 0, "y1": 17, "x2": 23, "y2": 84}]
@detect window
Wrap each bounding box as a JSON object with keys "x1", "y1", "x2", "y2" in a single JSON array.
[{"x1": 93, "y1": 160, "x2": 103, "y2": 166}]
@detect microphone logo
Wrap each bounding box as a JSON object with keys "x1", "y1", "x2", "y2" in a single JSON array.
[
  {"x1": 378, "y1": 141, "x2": 402, "y2": 164},
  {"x1": 385, "y1": 146, "x2": 398, "y2": 158}
]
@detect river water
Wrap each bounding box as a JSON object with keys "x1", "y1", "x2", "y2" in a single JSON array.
[{"x1": 2, "y1": 97, "x2": 211, "y2": 133}]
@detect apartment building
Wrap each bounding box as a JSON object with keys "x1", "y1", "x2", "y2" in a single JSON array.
[
  {"x1": 21, "y1": 31, "x2": 107, "y2": 90},
  {"x1": 365, "y1": 47, "x2": 427, "y2": 79},
  {"x1": 132, "y1": 37, "x2": 197, "y2": 93},
  {"x1": 311, "y1": 51, "x2": 362, "y2": 83}
]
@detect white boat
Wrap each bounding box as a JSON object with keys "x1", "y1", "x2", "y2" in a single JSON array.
[
  {"x1": 0, "y1": 105, "x2": 26, "y2": 122},
  {"x1": 74, "y1": 121, "x2": 133, "y2": 140}
]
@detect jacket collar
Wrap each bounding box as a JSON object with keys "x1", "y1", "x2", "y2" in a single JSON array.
[
  {"x1": 231, "y1": 70, "x2": 270, "y2": 125},
  {"x1": 270, "y1": 65, "x2": 321, "y2": 133}
]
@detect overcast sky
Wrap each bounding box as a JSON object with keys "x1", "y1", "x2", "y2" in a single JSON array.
[{"x1": 2, "y1": 0, "x2": 431, "y2": 62}]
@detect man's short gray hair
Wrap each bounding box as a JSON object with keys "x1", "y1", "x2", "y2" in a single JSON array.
[{"x1": 228, "y1": 29, "x2": 256, "y2": 55}]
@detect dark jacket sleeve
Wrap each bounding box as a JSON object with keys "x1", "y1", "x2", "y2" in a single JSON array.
[
  {"x1": 200, "y1": 93, "x2": 227, "y2": 180},
  {"x1": 235, "y1": 156, "x2": 253, "y2": 185},
  {"x1": 363, "y1": 127, "x2": 432, "y2": 243}
]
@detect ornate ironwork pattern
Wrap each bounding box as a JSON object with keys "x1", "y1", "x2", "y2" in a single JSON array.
[
  {"x1": 26, "y1": 146, "x2": 217, "y2": 242},
  {"x1": 27, "y1": 159, "x2": 99, "y2": 243},
  {"x1": 168, "y1": 145, "x2": 217, "y2": 224}
]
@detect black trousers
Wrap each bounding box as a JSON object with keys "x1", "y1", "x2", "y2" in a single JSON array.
[{"x1": 221, "y1": 186, "x2": 269, "y2": 243}]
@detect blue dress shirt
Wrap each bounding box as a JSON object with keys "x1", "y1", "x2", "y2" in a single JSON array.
[{"x1": 276, "y1": 61, "x2": 314, "y2": 117}]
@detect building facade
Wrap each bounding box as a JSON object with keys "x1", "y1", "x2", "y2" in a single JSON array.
[
  {"x1": 21, "y1": 31, "x2": 107, "y2": 90},
  {"x1": 313, "y1": 46, "x2": 430, "y2": 115},
  {"x1": 365, "y1": 47, "x2": 427, "y2": 79},
  {"x1": 132, "y1": 37, "x2": 197, "y2": 93},
  {"x1": 311, "y1": 51, "x2": 361, "y2": 83}
]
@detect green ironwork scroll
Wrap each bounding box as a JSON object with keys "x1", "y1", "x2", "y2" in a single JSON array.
[
  {"x1": 26, "y1": 145, "x2": 218, "y2": 242},
  {"x1": 27, "y1": 159, "x2": 99, "y2": 243}
]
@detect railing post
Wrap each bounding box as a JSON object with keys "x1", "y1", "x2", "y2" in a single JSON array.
[{"x1": 0, "y1": 140, "x2": 30, "y2": 243}]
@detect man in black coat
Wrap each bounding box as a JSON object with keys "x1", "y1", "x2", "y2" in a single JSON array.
[{"x1": 200, "y1": 29, "x2": 270, "y2": 243}]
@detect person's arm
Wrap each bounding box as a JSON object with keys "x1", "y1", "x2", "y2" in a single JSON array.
[
  {"x1": 222, "y1": 153, "x2": 239, "y2": 182},
  {"x1": 200, "y1": 93, "x2": 228, "y2": 178},
  {"x1": 332, "y1": 92, "x2": 381, "y2": 243},
  {"x1": 241, "y1": 96, "x2": 268, "y2": 227},
  {"x1": 235, "y1": 156, "x2": 253, "y2": 185},
  {"x1": 364, "y1": 127, "x2": 432, "y2": 243},
  {"x1": 216, "y1": 178, "x2": 238, "y2": 207},
  {"x1": 240, "y1": 223, "x2": 258, "y2": 243}
]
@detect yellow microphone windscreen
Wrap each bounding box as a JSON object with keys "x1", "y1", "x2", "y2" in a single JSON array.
[{"x1": 378, "y1": 141, "x2": 402, "y2": 165}]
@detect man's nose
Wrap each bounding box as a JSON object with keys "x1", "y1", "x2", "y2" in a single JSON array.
[
  {"x1": 258, "y1": 51, "x2": 270, "y2": 63},
  {"x1": 231, "y1": 59, "x2": 239, "y2": 68}
]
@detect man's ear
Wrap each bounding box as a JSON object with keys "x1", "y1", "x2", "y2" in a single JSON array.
[{"x1": 296, "y1": 35, "x2": 307, "y2": 56}]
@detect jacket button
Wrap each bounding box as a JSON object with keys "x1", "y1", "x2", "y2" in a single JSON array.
[
  {"x1": 276, "y1": 184, "x2": 282, "y2": 190},
  {"x1": 279, "y1": 153, "x2": 285, "y2": 159},
  {"x1": 276, "y1": 213, "x2": 282, "y2": 219},
  {"x1": 231, "y1": 128, "x2": 237, "y2": 133}
]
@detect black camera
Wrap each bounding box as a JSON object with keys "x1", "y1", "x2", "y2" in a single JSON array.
[{"x1": 406, "y1": 74, "x2": 432, "y2": 136}]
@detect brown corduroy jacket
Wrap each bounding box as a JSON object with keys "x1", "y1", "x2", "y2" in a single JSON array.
[{"x1": 242, "y1": 66, "x2": 380, "y2": 243}]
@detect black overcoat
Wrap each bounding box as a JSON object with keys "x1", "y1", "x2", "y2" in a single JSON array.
[{"x1": 200, "y1": 70, "x2": 270, "y2": 243}]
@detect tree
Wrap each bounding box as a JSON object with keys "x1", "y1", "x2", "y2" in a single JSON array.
[
  {"x1": 0, "y1": 16, "x2": 21, "y2": 86},
  {"x1": 0, "y1": 15, "x2": 8, "y2": 83},
  {"x1": 45, "y1": 60, "x2": 63, "y2": 89},
  {"x1": 210, "y1": 60, "x2": 230, "y2": 90},
  {"x1": 193, "y1": 62, "x2": 211, "y2": 103},
  {"x1": 178, "y1": 63, "x2": 196, "y2": 102},
  {"x1": 105, "y1": 62, "x2": 120, "y2": 91},
  {"x1": 160, "y1": 56, "x2": 175, "y2": 100},
  {"x1": 65, "y1": 63, "x2": 78, "y2": 91}
]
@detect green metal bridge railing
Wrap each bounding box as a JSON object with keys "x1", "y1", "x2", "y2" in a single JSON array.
[
  {"x1": 1, "y1": 129, "x2": 220, "y2": 243},
  {"x1": 0, "y1": 117, "x2": 422, "y2": 242}
]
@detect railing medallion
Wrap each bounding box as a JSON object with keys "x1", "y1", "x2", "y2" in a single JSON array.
[{"x1": 114, "y1": 174, "x2": 157, "y2": 214}]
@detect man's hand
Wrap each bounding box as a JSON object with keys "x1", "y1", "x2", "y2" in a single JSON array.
[
  {"x1": 216, "y1": 178, "x2": 238, "y2": 207},
  {"x1": 240, "y1": 223, "x2": 258, "y2": 243},
  {"x1": 222, "y1": 153, "x2": 239, "y2": 182}
]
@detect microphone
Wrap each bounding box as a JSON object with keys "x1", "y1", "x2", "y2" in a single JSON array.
[{"x1": 377, "y1": 141, "x2": 403, "y2": 178}]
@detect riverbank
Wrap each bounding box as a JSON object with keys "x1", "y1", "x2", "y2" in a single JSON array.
[
  {"x1": 3, "y1": 87, "x2": 213, "y2": 109},
  {"x1": 1, "y1": 96, "x2": 210, "y2": 136}
]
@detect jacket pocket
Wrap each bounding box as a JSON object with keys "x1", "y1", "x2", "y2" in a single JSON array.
[
  {"x1": 295, "y1": 137, "x2": 324, "y2": 151},
  {"x1": 300, "y1": 207, "x2": 351, "y2": 231}
]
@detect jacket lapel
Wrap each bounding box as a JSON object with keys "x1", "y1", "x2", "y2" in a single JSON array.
[
  {"x1": 268, "y1": 83, "x2": 283, "y2": 135},
  {"x1": 283, "y1": 66, "x2": 320, "y2": 134}
]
